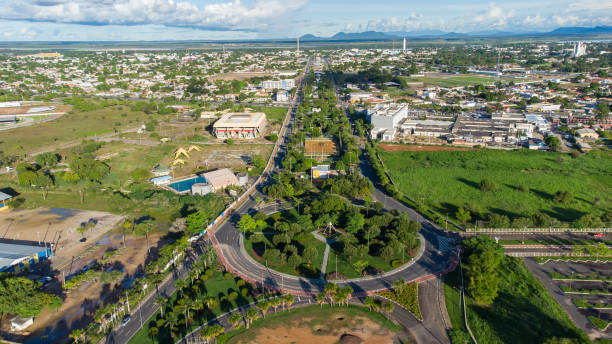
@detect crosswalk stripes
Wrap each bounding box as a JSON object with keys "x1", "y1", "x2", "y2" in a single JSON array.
[{"x1": 437, "y1": 236, "x2": 456, "y2": 252}]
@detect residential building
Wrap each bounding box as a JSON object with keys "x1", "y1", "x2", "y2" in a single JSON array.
[{"x1": 261, "y1": 79, "x2": 295, "y2": 90}]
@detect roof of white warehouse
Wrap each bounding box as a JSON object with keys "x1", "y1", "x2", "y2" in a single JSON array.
[{"x1": 213, "y1": 112, "x2": 267, "y2": 128}]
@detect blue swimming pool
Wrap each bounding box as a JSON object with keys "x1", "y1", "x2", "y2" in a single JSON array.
[{"x1": 168, "y1": 176, "x2": 207, "y2": 192}]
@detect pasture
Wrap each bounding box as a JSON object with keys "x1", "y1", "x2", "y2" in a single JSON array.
[{"x1": 380, "y1": 148, "x2": 612, "y2": 226}]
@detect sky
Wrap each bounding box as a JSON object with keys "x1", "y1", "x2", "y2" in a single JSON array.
[{"x1": 0, "y1": 0, "x2": 611, "y2": 41}]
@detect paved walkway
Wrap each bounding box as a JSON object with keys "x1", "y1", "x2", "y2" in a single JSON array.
[{"x1": 320, "y1": 244, "x2": 330, "y2": 278}]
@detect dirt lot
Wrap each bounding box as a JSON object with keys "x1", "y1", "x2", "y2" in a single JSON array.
[
  {"x1": 24, "y1": 232, "x2": 165, "y2": 343},
  {"x1": 0, "y1": 207, "x2": 123, "y2": 270},
  {"x1": 232, "y1": 315, "x2": 398, "y2": 344},
  {"x1": 305, "y1": 139, "x2": 337, "y2": 156},
  {"x1": 379, "y1": 144, "x2": 472, "y2": 152}
]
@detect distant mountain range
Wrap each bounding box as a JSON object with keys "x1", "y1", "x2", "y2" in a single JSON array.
[{"x1": 299, "y1": 26, "x2": 612, "y2": 41}]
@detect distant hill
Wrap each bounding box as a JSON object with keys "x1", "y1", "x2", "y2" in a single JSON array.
[{"x1": 299, "y1": 26, "x2": 612, "y2": 42}]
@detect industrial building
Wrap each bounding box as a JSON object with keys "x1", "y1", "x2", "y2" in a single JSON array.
[
  {"x1": 212, "y1": 112, "x2": 267, "y2": 139},
  {"x1": 0, "y1": 242, "x2": 52, "y2": 273},
  {"x1": 0, "y1": 191, "x2": 12, "y2": 211},
  {"x1": 367, "y1": 103, "x2": 409, "y2": 141}
]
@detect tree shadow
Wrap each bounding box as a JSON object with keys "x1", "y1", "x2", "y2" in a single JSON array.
[
  {"x1": 456, "y1": 177, "x2": 479, "y2": 190},
  {"x1": 530, "y1": 189, "x2": 554, "y2": 201}
]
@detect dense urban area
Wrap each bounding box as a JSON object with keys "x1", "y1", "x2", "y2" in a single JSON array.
[{"x1": 0, "y1": 37, "x2": 610, "y2": 344}]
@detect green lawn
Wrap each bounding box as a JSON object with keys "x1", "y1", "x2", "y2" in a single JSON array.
[
  {"x1": 244, "y1": 232, "x2": 327, "y2": 278},
  {"x1": 225, "y1": 304, "x2": 401, "y2": 343},
  {"x1": 128, "y1": 271, "x2": 259, "y2": 344},
  {"x1": 326, "y1": 241, "x2": 413, "y2": 279},
  {"x1": 462, "y1": 257, "x2": 589, "y2": 343},
  {"x1": 380, "y1": 148, "x2": 612, "y2": 227},
  {"x1": 443, "y1": 268, "x2": 468, "y2": 336}
]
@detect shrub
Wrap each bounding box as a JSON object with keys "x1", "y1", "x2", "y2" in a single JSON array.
[
  {"x1": 240, "y1": 287, "x2": 249, "y2": 297},
  {"x1": 479, "y1": 179, "x2": 496, "y2": 192},
  {"x1": 554, "y1": 191, "x2": 572, "y2": 203},
  {"x1": 223, "y1": 272, "x2": 232, "y2": 279}
]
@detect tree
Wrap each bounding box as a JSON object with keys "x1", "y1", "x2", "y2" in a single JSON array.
[
  {"x1": 147, "y1": 326, "x2": 159, "y2": 342},
  {"x1": 345, "y1": 212, "x2": 365, "y2": 234},
  {"x1": 596, "y1": 102, "x2": 610, "y2": 121},
  {"x1": 554, "y1": 191, "x2": 572, "y2": 203},
  {"x1": 487, "y1": 214, "x2": 510, "y2": 228},
  {"x1": 382, "y1": 301, "x2": 394, "y2": 316},
  {"x1": 316, "y1": 292, "x2": 326, "y2": 308},
  {"x1": 303, "y1": 247, "x2": 318, "y2": 264},
  {"x1": 69, "y1": 329, "x2": 86, "y2": 343},
  {"x1": 237, "y1": 214, "x2": 257, "y2": 233},
  {"x1": 353, "y1": 260, "x2": 368, "y2": 276},
  {"x1": 186, "y1": 211, "x2": 209, "y2": 235},
  {"x1": 364, "y1": 296, "x2": 376, "y2": 311},
  {"x1": 256, "y1": 300, "x2": 271, "y2": 317},
  {"x1": 155, "y1": 296, "x2": 166, "y2": 318},
  {"x1": 456, "y1": 207, "x2": 471, "y2": 225},
  {"x1": 324, "y1": 283, "x2": 338, "y2": 305},
  {"x1": 228, "y1": 312, "x2": 243, "y2": 329},
  {"x1": 479, "y1": 179, "x2": 496, "y2": 192},
  {"x1": 200, "y1": 324, "x2": 223, "y2": 344},
  {"x1": 244, "y1": 307, "x2": 258, "y2": 328},
  {"x1": 463, "y1": 236, "x2": 504, "y2": 304},
  {"x1": 544, "y1": 136, "x2": 561, "y2": 152},
  {"x1": 35, "y1": 152, "x2": 59, "y2": 167},
  {"x1": 0, "y1": 276, "x2": 59, "y2": 318}
]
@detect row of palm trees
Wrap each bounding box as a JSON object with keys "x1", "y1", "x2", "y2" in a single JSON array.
[{"x1": 199, "y1": 294, "x2": 296, "y2": 343}]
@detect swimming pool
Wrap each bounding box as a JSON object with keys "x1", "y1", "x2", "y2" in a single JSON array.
[{"x1": 168, "y1": 176, "x2": 207, "y2": 193}]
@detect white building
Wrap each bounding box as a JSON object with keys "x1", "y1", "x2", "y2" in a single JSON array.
[
  {"x1": 573, "y1": 42, "x2": 587, "y2": 57},
  {"x1": 261, "y1": 79, "x2": 295, "y2": 90},
  {"x1": 367, "y1": 103, "x2": 409, "y2": 141},
  {"x1": 213, "y1": 112, "x2": 267, "y2": 139}
]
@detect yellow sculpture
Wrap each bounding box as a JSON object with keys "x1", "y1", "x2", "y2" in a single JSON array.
[
  {"x1": 172, "y1": 159, "x2": 186, "y2": 166},
  {"x1": 174, "y1": 148, "x2": 190, "y2": 159},
  {"x1": 188, "y1": 145, "x2": 201, "y2": 153}
]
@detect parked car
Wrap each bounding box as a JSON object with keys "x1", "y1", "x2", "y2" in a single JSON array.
[
  {"x1": 592, "y1": 233, "x2": 604, "y2": 238},
  {"x1": 121, "y1": 315, "x2": 131, "y2": 327}
]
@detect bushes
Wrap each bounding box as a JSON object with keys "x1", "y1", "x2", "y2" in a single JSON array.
[
  {"x1": 479, "y1": 179, "x2": 496, "y2": 192},
  {"x1": 378, "y1": 283, "x2": 421, "y2": 319}
]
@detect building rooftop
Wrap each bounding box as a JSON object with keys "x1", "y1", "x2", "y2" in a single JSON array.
[
  {"x1": 202, "y1": 168, "x2": 238, "y2": 188},
  {"x1": 0, "y1": 191, "x2": 12, "y2": 202},
  {"x1": 0, "y1": 242, "x2": 47, "y2": 270},
  {"x1": 213, "y1": 112, "x2": 267, "y2": 128}
]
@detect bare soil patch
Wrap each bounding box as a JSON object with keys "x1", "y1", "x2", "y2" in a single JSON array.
[
  {"x1": 379, "y1": 144, "x2": 472, "y2": 152},
  {"x1": 233, "y1": 315, "x2": 396, "y2": 344}
]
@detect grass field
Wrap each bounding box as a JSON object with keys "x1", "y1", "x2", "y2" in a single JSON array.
[
  {"x1": 380, "y1": 148, "x2": 612, "y2": 226},
  {"x1": 244, "y1": 233, "x2": 328, "y2": 278},
  {"x1": 0, "y1": 104, "x2": 150, "y2": 154},
  {"x1": 225, "y1": 304, "x2": 402, "y2": 343},
  {"x1": 402, "y1": 75, "x2": 497, "y2": 88},
  {"x1": 449, "y1": 257, "x2": 589, "y2": 344}
]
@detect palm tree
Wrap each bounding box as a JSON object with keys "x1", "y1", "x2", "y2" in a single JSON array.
[
  {"x1": 341, "y1": 286, "x2": 353, "y2": 306},
  {"x1": 155, "y1": 296, "x2": 166, "y2": 318},
  {"x1": 316, "y1": 292, "x2": 326, "y2": 308},
  {"x1": 205, "y1": 297, "x2": 218, "y2": 311},
  {"x1": 270, "y1": 296, "x2": 282, "y2": 312},
  {"x1": 68, "y1": 329, "x2": 86, "y2": 343},
  {"x1": 200, "y1": 324, "x2": 223, "y2": 344},
  {"x1": 282, "y1": 294, "x2": 295, "y2": 310},
  {"x1": 245, "y1": 308, "x2": 259, "y2": 329},
  {"x1": 164, "y1": 312, "x2": 179, "y2": 339},
  {"x1": 228, "y1": 312, "x2": 243, "y2": 329},
  {"x1": 364, "y1": 297, "x2": 376, "y2": 311},
  {"x1": 147, "y1": 326, "x2": 159, "y2": 343},
  {"x1": 257, "y1": 300, "x2": 271, "y2": 318},
  {"x1": 175, "y1": 279, "x2": 187, "y2": 298},
  {"x1": 324, "y1": 283, "x2": 338, "y2": 306},
  {"x1": 203, "y1": 248, "x2": 216, "y2": 269}
]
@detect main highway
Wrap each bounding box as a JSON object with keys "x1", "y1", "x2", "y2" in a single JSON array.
[{"x1": 211, "y1": 55, "x2": 456, "y2": 296}]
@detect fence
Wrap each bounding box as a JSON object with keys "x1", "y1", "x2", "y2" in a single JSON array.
[{"x1": 466, "y1": 227, "x2": 612, "y2": 234}]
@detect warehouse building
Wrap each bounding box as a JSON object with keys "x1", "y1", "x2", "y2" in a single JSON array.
[
  {"x1": 213, "y1": 112, "x2": 267, "y2": 139},
  {"x1": 0, "y1": 242, "x2": 52, "y2": 273},
  {"x1": 367, "y1": 103, "x2": 409, "y2": 141}
]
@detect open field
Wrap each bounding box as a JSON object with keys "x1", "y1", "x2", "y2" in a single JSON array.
[
  {"x1": 379, "y1": 144, "x2": 472, "y2": 152},
  {"x1": 402, "y1": 74, "x2": 497, "y2": 88},
  {"x1": 0, "y1": 104, "x2": 149, "y2": 155},
  {"x1": 226, "y1": 305, "x2": 403, "y2": 344},
  {"x1": 453, "y1": 256, "x2": 589, "y2": 343},
  {"x1": 380, "y1": 148, "x2": 612, "y2": 226}
]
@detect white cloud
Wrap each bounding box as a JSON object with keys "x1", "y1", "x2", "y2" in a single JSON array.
[
  {"x1": 0, "y1": 0, "x2": 309, "y2": 31},
  {"x1": 364, "y1": 14, "x2": 424, "y2": 32},
  {"x1": 569, "y1": 0, "x2": 612, "y2": 11},
  {"x1": 473, "y1": 2, "x2": 515, "y2": 27}
]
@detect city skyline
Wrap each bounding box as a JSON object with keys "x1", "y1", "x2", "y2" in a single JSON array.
[{"x1": 0, "y1": 0, "x2": 611, "y2": 41}]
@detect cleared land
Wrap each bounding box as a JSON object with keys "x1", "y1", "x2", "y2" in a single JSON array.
[
  {"x1": 402, "y1": 74, "x2": 496, "y2": 88},
  {"x1": 445, "y1": 257, "x2": 589, "y2": 343},
  {"x1": 226, "y1": 305, "x2": 403, "y2": 344},
  {"x1": 304, "y1": 139, "x2": 337, "y2": 156},
  {"x1": 380, "y1": 148, "x2": 612, "y2": 226}
]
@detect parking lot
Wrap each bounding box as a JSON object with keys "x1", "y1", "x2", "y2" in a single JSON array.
[{"x1": 526, "y1": 258, "x2": 612, "y2": 340}]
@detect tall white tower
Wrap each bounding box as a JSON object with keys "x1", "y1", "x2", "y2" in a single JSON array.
[
  {"x1": 297, "y1": 37, "x2": 300, "y2": 54},
  {"x1": 403, "y1": 37, "x2": 406, "y2": 52}
]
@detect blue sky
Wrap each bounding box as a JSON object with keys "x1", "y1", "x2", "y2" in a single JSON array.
[{"x1": 0, "y1": 0, "x2": 611, "y2": 41}]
